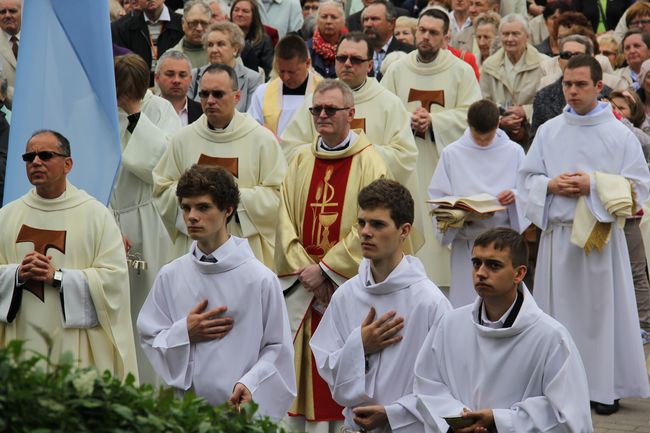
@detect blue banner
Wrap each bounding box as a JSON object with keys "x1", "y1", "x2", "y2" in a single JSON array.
[{"x1": 2, "y1": 0, "x2": 120, "y2": 205}]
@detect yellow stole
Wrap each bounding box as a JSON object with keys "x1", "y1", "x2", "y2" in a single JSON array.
[{"x1": 262, "y1": 73, "x2": 321, "y2": 135}]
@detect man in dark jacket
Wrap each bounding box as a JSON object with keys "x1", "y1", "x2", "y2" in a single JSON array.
[{"x1": 111, "y1": 0, "x2": 184, "y2": 84}]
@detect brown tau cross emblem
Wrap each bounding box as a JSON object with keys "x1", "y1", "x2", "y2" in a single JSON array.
[
  {"x1": 197, "y1": 154, "x2": 239, "y2": 178},
  {"x1": 350, "y1": 118, "x2": 366, "y2": 132},
  {"x1": 408, "y1": 89, "x2": 445, "y2": 138},
  {"x1": 15, "y1": 225, "x2": 67, "y2": 302}
]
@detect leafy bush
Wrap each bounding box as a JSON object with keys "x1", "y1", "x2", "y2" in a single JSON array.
[{"x1": 0, "y1": 340, "x2": 292, "y2": 433}]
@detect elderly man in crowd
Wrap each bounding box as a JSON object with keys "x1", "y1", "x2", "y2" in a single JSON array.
[
  {"x1": 168, "y1": 0, "x2": 212, "y2": 69},
  {"x1": 451, "y1": 0, "x2": 500, "y2": 57},
  {"x1": 0, "y1": 0, "x2": 20, "y2": 108}
]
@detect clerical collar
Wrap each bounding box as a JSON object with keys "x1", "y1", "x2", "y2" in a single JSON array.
[
  {"x1": 478, "y1": 289, "x2": 523, "y2": 329},
  {"x1": 283, "y1": 75, "x2": 309, "y2": 95},
  {"x1": 144, "y1": 5, "x2": 170, "y2": 23},
  {"x1": 193, "y1": 235, "x2": 234, "y2": 262},
  {"x1": 351, "y1": 79, "x2": 367, "y2": 92},
  {"x1": 207, "y1": 118, "x2": 232, "y2": 131},
  {"x1": 318, "y1": 131, "x2": 358, "y2": 151}
]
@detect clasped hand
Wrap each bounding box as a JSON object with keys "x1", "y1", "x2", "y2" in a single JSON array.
[
  {"x1": 548, "y1": 171, "x2": 590, "y2": 197},
  {"x1": 18, "y1": 252, "x2": 55, "y2": 285},
  {"x1": 298, "y1": 264, "x2": 335, "y2": 306},
  {"x1": 454, "y1": 408, "x2": 495, "y2": 433}
]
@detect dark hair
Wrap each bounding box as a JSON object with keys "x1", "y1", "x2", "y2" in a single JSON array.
[
  {"x1": 611, "y1": 90, "x2": 646, "y2": 127},
  {"x1": 467, "y1": 99, "x2": 500, "y2": 133},
  {"x1": 358, "y1": 178, "x2": 414, "y2": 227},
  {"x1": 565, "y1": 54, "x2": 602, "y2": 83},
  {"x1": 201, "y1": 63, "x2": 239, "y2": 90},
  {"x1": 542, "y1": 0, "x2": 571, "y2": 20},
  {"x1": 418, "y1": 8, "x2": 450, "y2": 35},
  {"x1": 555, "y1": 11, "x2": 592, "y2": 35},
  {"x1": 176, "y1": 164, "x2": 240, "y2": 224},
  {"x1": 275, "y1": 34, "x2": 309, "y2": 62},
  {"x1": 338, "y1": 31, "x2": 373, "y2": 59},
  {"x1": 363, "y1": 0, "x2": 397, "y2": 21},
  {"x1": 230, "y1": 0, "x2": 266, "y2": 47},
  {"x1": 29, "y1": 129, "x2": 71, "y2": 156},
  {"x1": 114, "y1": 54, "x2": 149, "y2": 100},
  {"x1": 622, "y1": 28, "x2": 650, "y2": 50},
  {"x1": 474, "y1": 227, "x2": 529, "y2": 268}
]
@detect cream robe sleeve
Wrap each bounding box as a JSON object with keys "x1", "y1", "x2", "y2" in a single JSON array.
[
  {"x1": 320, "y1": 151, "x2": 390, "y2": 279},
  {"x1": 122, "y1": 112, "x2": 174, "y2": 185},
  {"x1": 152, "y1": 137, "x2": 185, "y2": 240},
  {"x1": 83, "y1": 204, "x2": 138, "y2": 381},
  {"x1": 274, "y1": 151, "x2": 316, "y2": 275},
  {"x1": 237, "y1": 131, "x2": 287, "y2": 244},
  {"x1": 279, "y1": 94, "x2": 317, "y2": 163},
  {"x1": 516, "y1": 130, "x2": 553, "y2": 230}
]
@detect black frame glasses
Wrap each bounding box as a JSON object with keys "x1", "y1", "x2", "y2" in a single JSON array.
[
  {"x1": 308, "y1": 106, "x2": 352, "y2": 117},
  {"x1": 335, "y1": 55, "x2": 370, "y2": 65},
  {"x1": 198, "y1": 89, "x2": 233, "y2": 99},
  {"x1": 22, "y1": 151, "x2": 69, "y2": 162},
  {"x1": 559, "y1": 51, "x2": 583, "y2": 60}
]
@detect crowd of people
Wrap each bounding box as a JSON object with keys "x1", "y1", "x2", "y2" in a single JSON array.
[{"x1": 1, "y1": 0, "x2": 650, "y2": 431}]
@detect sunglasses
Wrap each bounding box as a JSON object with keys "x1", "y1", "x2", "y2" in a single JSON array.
[
  {"x1": 335, "y1": 55, "x2": 370, "y2": 65},
  {"x1": 185, "y1": 20, "x2": 210, "y2": 29},
  {"x1": 198, "y1": 89, "x2": 233, "y2": 99},
  {"x1": 559, "y1": 51, "x2": 583, "y2": 60},
  {"x1": 309, "y1": 105, "x2": 351, "y2": 117},
  {"x1": 22, "y1": 151, "x2": 69, "y2": 162}
]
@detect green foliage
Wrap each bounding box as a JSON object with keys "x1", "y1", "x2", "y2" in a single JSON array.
[{"x1": 0, "y1": 340, "x2": 292, "y2": 433}]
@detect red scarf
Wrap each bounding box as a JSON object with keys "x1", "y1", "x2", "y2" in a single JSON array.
[{"x1": 312, "y1": 28, "x2": 347, "y2": 62}]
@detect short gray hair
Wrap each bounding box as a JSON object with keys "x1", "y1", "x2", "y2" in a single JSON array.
[
  {"x1": 314, "y1": 79, "x2": 354, "y2": 107},
  {"x1": 317, "y1": 0, "x2": 344, "y2": 19},
  {"x1": 184, "y1": 0, "x2": 212, "y2": 18},
  {"x1": 203, "y1": 21, "x2": 245, "y2": 54},
  {"x1": 155, "y1": 50, "x2": 193, "y2": 75},
  {"x1": 560, "y1": 34, "x2": 594, "y2": 56},
  {"x1": 499, "y1": 13, "x2": 529, "y2": 37}
]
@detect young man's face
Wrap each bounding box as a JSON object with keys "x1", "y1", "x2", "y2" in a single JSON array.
[
  {"x1": 180, "y1": 194, "x2": 232, "y2": 245},
  {"x1": 357, "y1": 207, "x2": 409, "y2": 262},
  {"x1": 562, "y1": 66, "x2": 602, "y2": 115},
  {"x1": 471, "y1": 243, "x2": 526, "y2": 301}
]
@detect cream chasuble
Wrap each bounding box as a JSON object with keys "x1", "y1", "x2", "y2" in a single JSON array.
[
  {"x1": 381, "y1": 50, "x2": 482, "y2": 287},
  {"x1": 275, "y1": 131, "x2": 389, "y2": 424},
  {"x1": 153, "y1": 112, "x2": 287, "y2": 269},
  {"x1": 0, "y1": 183, "x2": 138, "y2": 380},
  {"x1": 112, "y1": 91, "x2": 181, "y2": 384}
]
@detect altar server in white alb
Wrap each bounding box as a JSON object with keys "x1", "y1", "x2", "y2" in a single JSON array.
[
  {"x1": 428, "y1": 99, "x2": 528, "y2": 308},
  {"x1": 415, "y1": 228, "x2": 593, "y2": 433},
  {"x1": 517, "y1": 54, "x2": 650, "y2": 415},
  {"x1": 310, "y1": 179, "x2": 451, "y2": 433},
  {"x1": 137, "y1": 165, "x2": 295, "y2": 419}
]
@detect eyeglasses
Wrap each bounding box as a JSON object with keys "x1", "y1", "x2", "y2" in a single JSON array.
[
  {"x1": 630, "y1": 19, "x2": 650, "y2": 27},
  {"x1": 198, "y1": 89, "x2": 234, "y2": 99},
  {"x1": 335, "y1": 55, "x2": 370, "y2": 65},
  {"x1": 22, "y1": 151, "x2": 69, "y2": 162},
  {"x1": 559, "y1": 51, "x2": 583, "y2": 60},
  {"x1": 308, "y1": 105, "x2": 351, "y2": 117},
  {"x1": 303, "y1": 4, "x2": 319, "y2": 10},
  {"x1": 185, "y1": 19, "x2": 210, "y2": 29}
]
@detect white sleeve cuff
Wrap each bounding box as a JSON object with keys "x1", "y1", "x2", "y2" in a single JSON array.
[
  {"x1": 493, "y1": 408, "x2": 515, "y2": 433},
  {"x1": 60, "y1": 269, "x2": 98, "y2": 329},
  {"x1": 385, "y1": 402, "x2": 418, "y2": 431}
]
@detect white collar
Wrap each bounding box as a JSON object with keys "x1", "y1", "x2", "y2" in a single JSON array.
[
  {"x1": 318, "y1": 130, "x2": 358, "y2": 151},
  {"x1": 480, "y1": 291, "x2": 519, "y2": 329},
  {"x1": 144, "y1": 5, "x2": 171, "y2": 24},
  {"x1": 192, "y1": 236, "x2": 235, "y2": 262}
]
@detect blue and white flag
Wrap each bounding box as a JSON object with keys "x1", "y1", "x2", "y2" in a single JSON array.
[{"x1": 2, "y1": 0, "x2": 120, "y2": 205}]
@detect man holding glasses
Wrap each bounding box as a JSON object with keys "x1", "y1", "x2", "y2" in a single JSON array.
[
  {"x1": 276, "y1": 78, "x2": 390, "y2": 433},
  {"x1": 0, "y1": 129, "x2": 138, "y2": 381},
  {"x1": 153, "y1": 63, "x2": 286, "y2": 268}
]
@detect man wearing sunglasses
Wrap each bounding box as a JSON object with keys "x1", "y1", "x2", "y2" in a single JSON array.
[
  {"x1": 0, "y1": 130, "x2": 138, "y2": 381},
  {"x1": 281, "y1": 33, "x2": 431, "y2": 278},
  {"x1": 153, "y1": 63, "x2": 286, "y2": 270},
  {"x1": 276, "y1": 79, "x2": 392, "y2": 433}
]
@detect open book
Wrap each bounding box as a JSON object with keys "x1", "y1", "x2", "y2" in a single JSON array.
[{"x1": 427, "y1": 193, "x2": 506, "y2": 215}]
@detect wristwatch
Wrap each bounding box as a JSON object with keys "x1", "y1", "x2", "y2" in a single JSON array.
[{"x1": 52, "y1": 269, "x2": 63, "y2": 289}]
